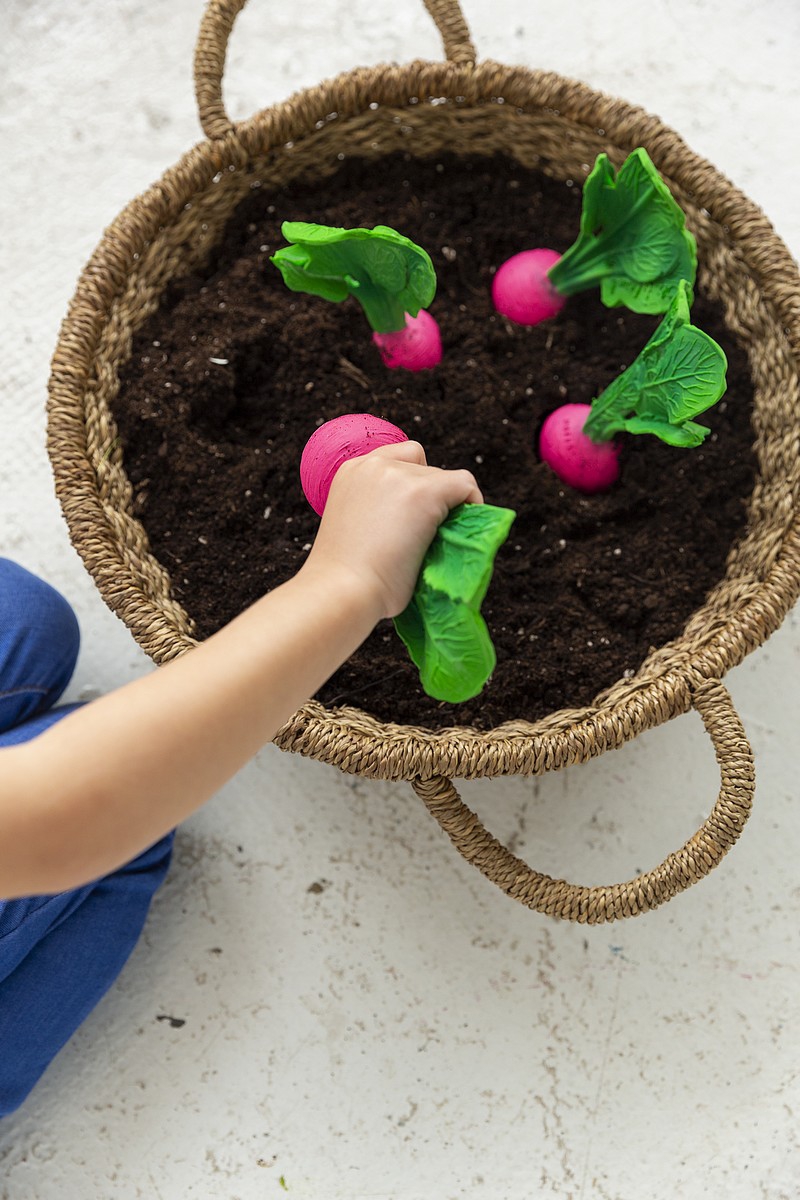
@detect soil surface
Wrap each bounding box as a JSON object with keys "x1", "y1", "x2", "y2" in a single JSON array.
[{"x1": 113, "y1": 151, "x2": 757, "y2": 730}]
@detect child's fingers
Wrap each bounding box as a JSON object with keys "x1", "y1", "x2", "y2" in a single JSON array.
[
  {"x1": 332, "y1": 442, "x2": 483, "y2": 513},
  {"x1": 367, "y1": 444, "x2": 482, "y2": 505},
  {"x1": 435, "y1": 467, "x2": 484, "y2": 508},
  {"x1": 368, "y1": 440, "x2": 427, "y2": 466}
]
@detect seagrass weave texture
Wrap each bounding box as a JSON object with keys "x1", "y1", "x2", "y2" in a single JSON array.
[{"x1": 48, "y1": 0, "x2": 800, "y2": 922}]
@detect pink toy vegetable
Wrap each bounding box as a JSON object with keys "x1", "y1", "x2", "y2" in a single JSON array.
[
  {"x1": 538, "y1": 281, "x2": 727, "y2": 493},
  {"x1": 272, "y1": 222, "x2": 442, "y2": 371},
  {"x1": 300, "y1": 413, "x2": 515, "y2": 703},
  {"x1": 492, "y1": 248, "x2": 567, "y2": 325},
  {"x1": 372, "y1": 309, "x2": 442, "y2": 372},
  {"x1": 493, "y1": 148, "x2": 697, "y2": 327},
  {"x1": 539, "y1": 403, "x2": 621, "y2": 494},
  {"x1": 300, "y1": 413, "x2": 408, "y2": 515}
]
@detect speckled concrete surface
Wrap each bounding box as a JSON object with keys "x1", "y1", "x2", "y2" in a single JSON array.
[{"x1": 0, "y1": 1, "x2": 798, "y2": 1197}]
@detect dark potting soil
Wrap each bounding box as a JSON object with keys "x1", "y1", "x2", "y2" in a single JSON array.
[{"x1": 113, "y1": 152, "x2": 757, "y2": 730}]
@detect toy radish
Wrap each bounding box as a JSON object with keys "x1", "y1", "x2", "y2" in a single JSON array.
[
  {"x1": 492, "y1": 248, "x2": 566, "y2": 325},
  {"x1": 493, "y1": 148, "x2": 697, "y2": 325},
  {"x1": 300, "y1": 413, "x2": 408, "y2": 515},
  {"x1": 538, "y1": 403, "x2": 622, "y2": 494},
  {"x1": 301, "y1": 413, "x2": 515, "y2": 703},
  {"x1": 538, "y1": 280, "x2": 727, "y2": 493},
  {"x1": 271, "y1": 222, "x2": 442, "y2": 370}
]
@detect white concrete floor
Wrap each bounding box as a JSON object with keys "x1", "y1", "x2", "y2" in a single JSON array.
[{"x1": 1, "y1": 0, "x2": 799, "y2": 1196}]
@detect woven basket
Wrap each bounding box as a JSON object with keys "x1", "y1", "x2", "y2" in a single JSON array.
[{"x1": 47, "y1": 0, "x2": 800, "y2": 923}]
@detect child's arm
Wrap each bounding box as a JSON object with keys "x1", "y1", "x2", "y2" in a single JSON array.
[{"x1": 0, "y1": 442, "x2": 482, "y2": 899}]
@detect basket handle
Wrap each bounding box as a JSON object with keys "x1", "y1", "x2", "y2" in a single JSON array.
[
  {"x1": 411, "y1": 677, "x2": 755, "y2": 923},
  {"x1": 194, "y1": 0, "x2": 476, "y2": 140}
]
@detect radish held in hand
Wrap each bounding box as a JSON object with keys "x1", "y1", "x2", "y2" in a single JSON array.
[
  {"x1": 538, "y1": 281, "x2": 727, "y2": 493},
  {"x1": 300, "y1": 413, "x2": 515, "y2": 703},
  {"x1": 493, "y1": 148, "x2": 697, "y2": 327},
  {"x1": 301, "y1": 413, "x2": 408, "y2": 516},
  {"x1": 272, "y1": 222, "x2": 441, "y2": 371}
]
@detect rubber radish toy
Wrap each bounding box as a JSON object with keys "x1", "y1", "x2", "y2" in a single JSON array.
[
  {"x1": 301, "y1": 413, "x2": 515, "y2": 703},
  {"x1": 300, "y1": 413, "x2": 408, "y2": 515},
  {"x1": 538, "y1": 280, "x2": 727, "y2": 493},
  {"x1": 538, "y1": 403, "x2": 622, "y2": 494},
  {"x1": 492, "y1": 248, "x2": 567, "y2": 325},
  {"x1": 271, "y1": 222, "x2": 442, "y2": 371},
  {"x1": 493, "y1": 148, "x2": 697, "y2": 326}
]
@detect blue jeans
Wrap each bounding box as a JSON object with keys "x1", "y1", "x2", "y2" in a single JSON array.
[{"x1": 0, "y1": 558, "x2": 174, "y2": 1117}]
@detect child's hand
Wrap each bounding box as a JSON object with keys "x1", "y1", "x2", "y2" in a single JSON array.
[{"x1": 303, "y1": 441, "x2": 483, "y2": 619}]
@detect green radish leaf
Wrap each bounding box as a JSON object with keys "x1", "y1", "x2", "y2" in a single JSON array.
[
  {"x1": 271, "y1": 222, "x2": 436, "y2": 333},
  {"x1": 599, "y1": 228, "x2": 697, "y2": 314},
  {"x1": 619, "y1": 416, "x2": 710, "y2": 446},
  {"x1": 269, "y1": 243, "x2": 356, "y2": 303},
  {"x1": 393, "y1": 503, "x2": 516, "y2": 703},
  {"x1": 422, "y1": 503, "x2": 512, "y2": 606},
  {"x1": 548, "y1": 148, "x2": 697, "y2": 314},
  {"x1": 583, "y1": 280, "x2": 727, "y2": 446},
  {"x1": 395, "y1": 586, "x2": 497, "y2": 705},
  {"x1": 359, "y1": 236, "x2": 407, "y2": 292}
]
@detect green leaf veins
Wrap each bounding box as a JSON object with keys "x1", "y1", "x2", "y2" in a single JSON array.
[
  {"x1": 271, "y1": 222, "x2": 436, "y2": 333},
  {"x1": 393, "y1": 503, "x2": 516, "y2": 703},
  {"x1": 548, "y1": 148, "x2": 697, "y2": 314},
  {"x1": 582, "y1": 280, "x2": 727, "y2": 447}
]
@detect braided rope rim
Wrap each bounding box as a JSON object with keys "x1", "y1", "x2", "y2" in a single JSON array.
[{"x1": 47, "y1": 5, "x2": 800, "y2": 787}]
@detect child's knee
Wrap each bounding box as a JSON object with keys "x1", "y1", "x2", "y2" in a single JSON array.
[{"x1": 0, "y1": 560, "x2": 81, "y2": 730}]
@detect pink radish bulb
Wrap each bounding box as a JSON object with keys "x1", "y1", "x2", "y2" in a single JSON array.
[
  {"x1": 300, "y1": 413, "x2": 409, "y2": 515},
  {"x1": 492, "y1": 248, "x2": 567, "y2": 326},
  {"x1": 372, "y1": 310, "x2": 442, "y2": 371},
  {"x1": 538, "y1": 403, "x2": 621, "y2": 494}
]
